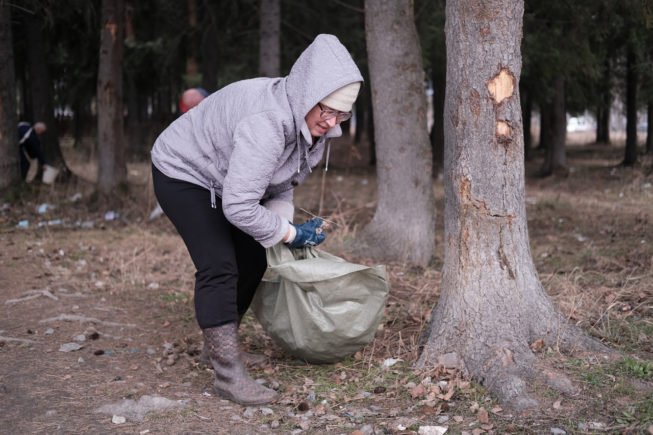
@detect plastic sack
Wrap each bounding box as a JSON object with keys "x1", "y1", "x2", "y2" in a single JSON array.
[{"x1": 251, "y1": 244, "x2": 389, "y2": 363}]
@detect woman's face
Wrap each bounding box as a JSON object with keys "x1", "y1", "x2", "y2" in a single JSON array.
[{"x1": 305, "y1": 104, "x2": 338, "y2": 137}]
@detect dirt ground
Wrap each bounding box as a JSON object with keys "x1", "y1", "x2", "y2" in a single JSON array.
[{"x1": 1, "y1": 138, "x2": 652, "y2": 434}]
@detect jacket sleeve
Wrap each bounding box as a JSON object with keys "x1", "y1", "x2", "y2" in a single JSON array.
[{"x1": 221, "y1": 111, "x2": 291, "y2": 247}]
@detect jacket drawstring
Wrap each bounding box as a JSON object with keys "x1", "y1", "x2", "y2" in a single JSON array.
[{"x1": 210, "y1": 181, "x2": 216, "y2": 209}]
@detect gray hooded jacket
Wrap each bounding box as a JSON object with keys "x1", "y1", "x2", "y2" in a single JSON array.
[{"x1": 152, "y1": 34, "x2": 363, "y2": 248}]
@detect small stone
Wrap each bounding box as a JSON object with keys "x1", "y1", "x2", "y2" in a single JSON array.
[
  {"x1": 437, "y1": 416, "x2": 450, "y2": 424},
  {"x1": 550, "y1": 428, "x2": 566, "y2": 435},
  {"x1": 45, "y1": 328, "x2": 55, "y2": 335},
  {"x1": 260, "y1": 407, "x2": 274, "y2": 416},
  {"x1": 418, "y1": 427, "x2": 448, "y2": 435},
  {"x1": 243, "y1": 407, "x2": 256, "y2": 418},
  {"x1": 112, "y1": 415, "x2": 126, "y2": 424},
  {"x1": 270, "y1": 420, "x2": 280, "y2": 429},
  {"x1": 78, "y1": 357, "x2": 84, "y2": 364},
  {"x1": 59, "y1": 343, "x2": 83, "y2": 352},
  {"x1": 74, "y1": 334, "x2": 86, "y2": 342}
]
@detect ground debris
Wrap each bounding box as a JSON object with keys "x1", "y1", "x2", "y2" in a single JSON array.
[
  {"x1": 5, "y1": 289, "x2": 58, "y2": 305},
  {"x1": 59, "y1": 342, "x2": 84, "y2": 352},
  {"x1": 39, "y1": 314, "x2": 136, "y2": 328},
  {"x1": 96, "y1": 395, "x2": 187, "y2": 422}
]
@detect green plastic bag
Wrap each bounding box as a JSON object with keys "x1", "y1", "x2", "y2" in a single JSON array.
[{"x1": 251, "y1": 244, "x2": 389, "y2": 363}]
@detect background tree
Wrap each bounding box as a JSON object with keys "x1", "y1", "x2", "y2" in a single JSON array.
[
  {"x1": 96, "y1": 0, "x2": 126, "y2": 194},
  {"x1": 259, "y1": 0, "x2": 280, "y2": 77},
  {"x1": 361, "y1": 0, "x2": 435, "y2": 266},
  {"x1": 417, "y1": 0, "x2": 611, "y2": 409},
  {"x1": 0, "y1": 2, "x2": 19, "y2": 189}
]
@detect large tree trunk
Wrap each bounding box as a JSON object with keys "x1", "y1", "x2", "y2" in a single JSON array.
[
  {"x1": 540, "y1": 77, "x2": 567, "y2": 176},
  {"x1": 258, "y1": 0, "x2": 280, "y2": 77},
  {"x1": 25, "y1": 12, "x2": 69, "y2": 176},
  {"x1": 97, "y1": 0, "x2": 127, "y2": 194},
  {"x1": 361, "y1": 0, "x2": 435, "y2": 266},
  {"x1": 521, "y1": 84, "x2": 532, "y2": 160},
  {"x1": 0, "y1": 3, "x2": 19, "y2": 189},
  {"x1": 623, "y1": 39, "x2": 638, "y2": 166},
  {"x1": 417, "y1": 0, "x2": 610, "y2": 411}
]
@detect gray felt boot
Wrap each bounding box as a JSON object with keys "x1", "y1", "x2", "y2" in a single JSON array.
[
  {"x1": 199, "y1": 342, "x2": 267, "y2": 368},
  {"x1": 203, "y1": 323, "x2": 278, "y2": 405}
]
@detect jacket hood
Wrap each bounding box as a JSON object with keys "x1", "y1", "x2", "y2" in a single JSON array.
[{"x1": 286, "y1": 34, "x2": 364, "y2": 141}]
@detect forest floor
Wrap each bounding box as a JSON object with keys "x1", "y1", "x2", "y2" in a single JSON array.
[{"x1": 1, "y1": 138, "x2": 652, "y2": 434}]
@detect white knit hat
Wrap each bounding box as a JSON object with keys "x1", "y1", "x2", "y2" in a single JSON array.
[{"x1": 320, "y1": 82, "x2": 361, "y2": 112}]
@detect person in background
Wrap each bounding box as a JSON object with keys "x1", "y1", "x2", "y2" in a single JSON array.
[
  {"x1": 17, "y1": 121, "x2": 48, "y2": 182},
  {"x1": 179, "y1": 87, "x2": 209, "y2": 114},
  {"x1": 151, "y1": 34, "x2": 362, "y2": 405}
]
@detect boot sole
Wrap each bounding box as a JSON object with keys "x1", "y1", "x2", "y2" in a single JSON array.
[{"x1": 213, "y1": 384, "x2": 279, "y2": 406}]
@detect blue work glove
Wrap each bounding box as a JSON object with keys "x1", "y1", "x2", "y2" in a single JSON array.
[{"x1": 286, "y1": 218, "x2": 326, "y2": 249}]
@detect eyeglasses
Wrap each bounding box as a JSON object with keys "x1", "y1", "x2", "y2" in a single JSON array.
[{"x1": 318, "y1": 103, "x2": 352, "y2": 124}]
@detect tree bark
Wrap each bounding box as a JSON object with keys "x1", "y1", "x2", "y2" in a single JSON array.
[
  {"x1": 97, "y1": 0, "x2": 127, "y2": 194},
  {"x1": 258, "y1": 0, "x2": 281, "y2": 77},
  {"x1": 417, "y1": 0, "x2": 610, "y2": 411},
  {"x1": 24, "y1": 12, "x2": 69, "y2": 176},
  {"x1": 596, "y1": 58, "x2": 612, "y2": 145},
  {"x1": 201, "y1": 1, "x2": 219, "y2": 92},
  {"x1": 521, "y1": 84, "x2": 532, "y2": 160},
  {"x1": 540, "y1": 77, "x2": 567, "y2": 176},
  {"x1": 429, "y1": 39, "x2": 445, "y2": 175},
  {"x1": 362, "y1": 0, "x2": 435, "y2": 266},
  {"x1": 623, "y1": 39, "x2": 638, "y2": 166},
  {"x1": 0, "y1": 3, "x2": 19, "y2": 189},
  {"x1": 647, "y1": 100, "x2": 652, "y2": 154}
]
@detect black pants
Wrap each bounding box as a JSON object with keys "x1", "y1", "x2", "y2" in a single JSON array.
[{"x1": 152, "y1": 165, "x2": 267, "y2": 329}]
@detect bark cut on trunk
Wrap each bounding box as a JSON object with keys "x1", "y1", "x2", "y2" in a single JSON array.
[
  {"x1": 360, "y1": 0, "x2": 435, "y2": 267},
  {"x1": 417, "y1": 0, "x2": 611, "y2": 411},
  {"x1": 0, "y1": 3, "x2": 19, "y2": 189},
  {"x1": 97, "y1": 0, "x2": 127, "y2": 195},
  {"x1": 258, "y1": 0, "x2": 280, "y2": 77}
]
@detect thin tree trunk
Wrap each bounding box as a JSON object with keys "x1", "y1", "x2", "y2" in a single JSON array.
[
  {"x1": 623, "y1": 40, "x2": 638, "y2": 166},
  {"x1": 362, "y1": 0, "x2": 435, "y2": 266},
  {"x1": 647, "y1": 100, "x2": 652, "y2": 154},
  {"x1": 541, "y1": 77, "x2": 567, "y2": 176},
  {"x1": 259, "y1": 0, "x2": 281, "y2": 77},
  {"x1": 429, "y1": 38, "x2": 445, "y2": 175},
  {"x1": 201, "y1": 1, "x2": 219, "y2": 92},
  {"x1": 0, "y1": 3, "x2": 19, "y2": 189},
  {"x1": 539, "y1": 102, "x2": 551, "y2": 151},
  {"x1": 25, "y1": 12, "x2": 69, "y2": 176},
  {"x1": 596, "y1": 58, "x2": 611, "y2": 145},
  {"x1": 97, "y1": 0, "x2": 127, "y2": 194},
  {"x1": 417, "y1": 0, "x2": 610, "y2": 411}
]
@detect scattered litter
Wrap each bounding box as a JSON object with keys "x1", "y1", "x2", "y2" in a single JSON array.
[
  {"x1": 78, "y1": 357, "x2": 85, "y2": 363},
  {"x1": 37, "y1": 219, "x2": 63, "y2": 227},
  {"x1": 36, "y1": 203, "x2": 54, "y2": 214},
  {"x1": 112, "y1": 415, "x2": 126, "y2": 424},
  {"x1": 550, "y1": 428, "x2": 566, "y2": 434},
  {"x1": 16, "y1": 220, "x2": 29, "y2": 229},
  {"x1": 147, "y1": 282, "x2": 160, "y2": 290},
  {"x1": 148, "y1": 204, "x2": 164, "y2": 220},
  {"x1": 418, "y1": 426, "x2": 448, "y2": 435},
  {"x1": 45, "y1": 328, "x2": 54, "y2": 335},
  {"x1": 574, "y1": 234, "x2": 587, "y2": 242},
  {"x1": 104, "y1": 211, "x2": 119, "y2": 221},
  {"x1": 73, "y1": 334, "x2": 86, "y2": 342},
  {"x1": 69, "y1": 193, "x2": 83, "y2": 202},
  {"x1": 76, "y1": 220, "x2": 95, "y2": 229},
  {"x1": 382, "y1": 358, "x2": 402, "y2": 368},
  {"x1": 96, "y1": 395, "x2": 187, "y2": 422},
  {"x1": 59, "y1": 342, "x2": 84, "y2": 352}
]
